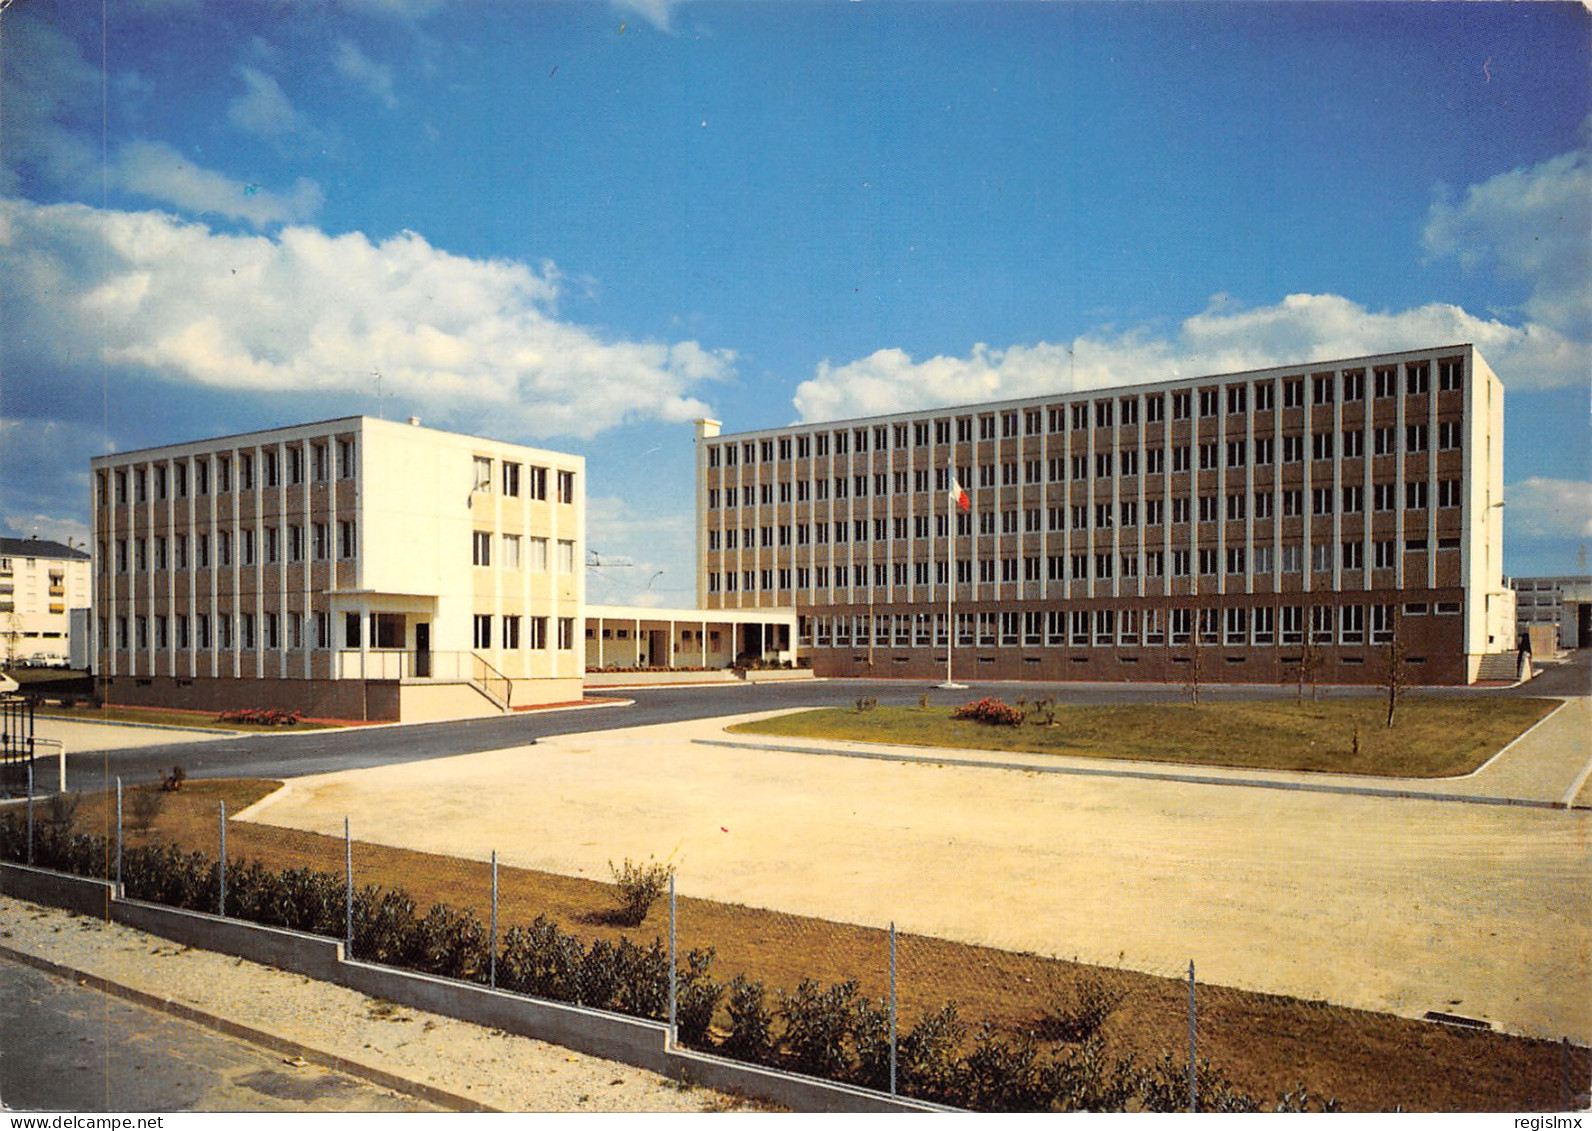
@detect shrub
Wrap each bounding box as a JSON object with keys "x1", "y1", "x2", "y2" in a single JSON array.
[
  {"x1": 1029, "y1": 695, "x2": 1058, "y2": 727},
  {"x1": 1135, "y1": 1053, "x2": 1260, "y2": 1113},
  {"x1": 1051, "y1": 1037, "x2": 1140, "y2": 1112},
  {"x1": 216, "y1": 708, "x2": 302, "y2": 726},
  {"x1": 675, "y1": 948, "x2": 724, "y2": 1047},
  {"x1": 723, "y1": 975, "x2": 775, "y2": 1064},
  {"x1": 159, "y1": 765, "x2": 186, "y2": 792},
  {"x1": 128, "y1": 786, "x2": 165, "y2": 833},
  {"x1": 1035, "y1": 973, "x2": 1124, "y2": 1043},
  {"x1": 413, "y1": 903, "x2": 488, "y2": 981},
  {"x1": 950, "y1": 698, "x2": 1025, "y2": 726},
  {"x1": 963, "y1": 1025, "x2": 1059, "y2": 1112},
  {"x1": 853, "y1": 696, "x2": 878, "y2": 712},
  {"x1": 612, "y1": 936, "x2": 670, "y2": 1020},
  {"x1": 849, "y1": 995, "x2": 895, "y2": 1091},
  {"x1": 778, "y1": 978, "x2": 861, "y2": 1080},
  {"x1": 897, "y1": 1003, "x2": 967, "y2": 1104},
  {"x1": 499, "y1": 915, "x2": 583, "y2": 1002},
  {"x1": 608, "y1": 856, "x2": 673, "y2": 927}
]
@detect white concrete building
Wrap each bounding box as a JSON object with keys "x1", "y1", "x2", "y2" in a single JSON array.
[
  {"x1": 0, "y1": 537, "x2": 92, "y2": 667},
  {"x1": 91, "y1": 417, "x2": 584, "y2": 721},
  {"x1": 1511, "y1": 575, "x2": 1592, "y2": 649}
]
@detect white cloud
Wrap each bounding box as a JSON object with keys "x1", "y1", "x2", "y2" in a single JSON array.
[
  {"x1": 226, "y1": 66, "x2": 300, "y2": 137},
  {"x1": 333, "y1": 41, "x2": 398, "y2": 108},
  {"x1": 0, "y1": 514, "x2": 91, "y2": 547},
  {"x1": 793, "y1": 292, "x2": 1585, "y2": 423},
  {"x1": 0, "y1": 198, "x2": 732, "y2": 441},
  {"x1": 0, "y1": 19, "x2": 98, "y2": 194},
  {"x1": 1423, "y1": 148, "x2": 1592, "y2": 341},
  {"x1": 1506, "y1": 478, "x2": 1592, "y2": 541},
  {"x1": 112, "y1": 140, "x2": 323, "y2": 227},
  {"x1": 610, "y1": 0, "x2": 682, "y2": 33}
]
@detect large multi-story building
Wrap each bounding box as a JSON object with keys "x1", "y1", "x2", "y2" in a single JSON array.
[
  {"x1": 91, "y1": 417, "x2": 585, "y2": 721},
  {"x1": 0, "y1": 537, "x2": 92, "y2": 666},
  {"x1": 695, "y1": 345, "x2": 1514, "y2": 685},
  {"x1": 1511, "y1": 575, "x2": 1592, "y2": 650}
]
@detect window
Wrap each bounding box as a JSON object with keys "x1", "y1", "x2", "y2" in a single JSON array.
[
  {"x1": 1406, "y1": 362, "x2": 1430, "y2": 394},
  {"x1": 312, "y1": 444, "x2": 329, "y2": 482},
  {"x1": 1199, "y1": 495, "x2": 1219, "y2": 523},
  {"x1": 264, "y1": 612, "x2": 280, "y2": 650},
  {"x1": 1342, "y1": 430, "x2": 1364, "y2": 458},
  {"x1": 339, "y1": 519, "x2": 356, "y2": 558},
  {"x1": 1146, "y1": 395, "x2": 1165, "y2": 422},
  {"x1": 1226, "y1": 546, "x2": 1246, "y2": 574},
  {"x1": 558, "y1": 617, "x2": 574, "y2": 650},
  {"x1": 1438, "y1": 479, "x2": 1462, "y2": 507},
  {"x1": 241, "y1": 613, "x2": 256, "y2": 650},
  {"x1": 1172, "y1": 550, "x2": 1190, "y2": 577},
  {"x1": 1283, "y1": 435, "x2": 1304, "y2": 463},
  {"x1": 1374, "y1": 540, "x2": 1397, "y2": 570},
  {"x1": 471, "y1": 531, "x2": 491, "y2": 566},
  {"x1": 263, "y1": 450, "x2": 279, "y2": 488},
  {"x1": 288, "y1": 446, "x2": 303, "y2": 485},
  {"x1": 1406, "y1": 425, "x2": 1429, "y2": 452},
  {"x1": 1312, "y1": 543, "x2": 1334, "y2": 573},
  {"x1": 1254, "y1": 383, "x2": 1275, "y2": 412},
  {"x1": 1199, "y1": 388, "x2": 1219, "y2": 417},
  {"x1": 1253, "y1": 545, "x2": 1274, "y2": 574},
  {"x1": 239, "y1": 453, "x2": 254, "y2": 490},
  {"x1": 503, "y1": 533, "x2": 522, "y2": 569},
  {"x1": 1172, "y1": 497, "x2": 1190, "y2": 524},
  {"x1": 1282, "y1": 489, "x2": 1303, "y2": 517},
  {"x1": 1312, "y1": 433, "x2": 1333, "y2": 461},
  {"x1": 1198, "y1": 548, "x2": 1218, "y2": 576},
  {"x1": 557, "y1": 540, "x2": 576, "y2": 573},
  {"x1": 1226, "y1": 441, "x2": 1246, "y2": 467},
  {"x1": 1313, "y1": 375, "x2": 1334, "y2": 405},
  {"x1": 313, "y1": 523, "x2": 329, "y2": 560},
  {"x1": 1281, "y1": 606, "x2": 1303, "y2": 645},
  {"x1": 1226, "y1": 386, "x2": 1247, "y2": 415},
  {"x1": 503, "y1": 615, "x2": 521, "y2": 649},
  {"x1": 1405, "y1": 481, "x2": 1429, "y2": 510},
  {"x1": 1341, "y1": 541, "x2": 1364, "y2": 570},
  {"x1": 1172, "y1": 391, "x2": 1191, "y2": 420},
  {"x1": 1342, "y1": 370, "x2": 1365, "y2": 401},
  {"x1": 1199, "y1": 442, "x2": 1218, "y2": 470},
  {"x1": 1342, "y1": 485, "x2": 1364, "y2": 513},
  {"x1": 239, "y1": 529, "x2": 256, "y2": 566},
  {"x1": 1312, "y1": 488, "x2": 1334, "y2": 516},
  {"x1": 1283, "y1": 380, "x2": 1304, "y2": 409},
  {"x1": 338, "y1": 439, "x2": 356, "y2": 478},
  {"x1": 474, "y1": 615, "x2": 493, "y2": 649},
  {"x1": 503, "y1": 462, "x2": 521, "y2": 496},
  {"x1": 1438, "y1": 420, "x2": 1463, "y2": 450},
  {"x1": 557, "y1": 470, "x2": 576, "y2": 503},
  {"x1": 1146, "y1": 448, "x2": 1164, "y2": 474},
  {"x1": 1281, "y1": 545, "x2": 1302, "y2": 574},
  {"x1": 1225, "y1": 493, "x2": 1246, "y2": 522}
]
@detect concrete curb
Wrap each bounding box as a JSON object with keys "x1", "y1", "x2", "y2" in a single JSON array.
[
  {"x1": 694, "y1": 737, "x2": 1582, "y2": 811},
  {"x1": 0, "y1": 943, "x2": 492, "y2": 1112},
  {"x1": 0, "y1": 862, "x2": 945, "y2": 1114}
]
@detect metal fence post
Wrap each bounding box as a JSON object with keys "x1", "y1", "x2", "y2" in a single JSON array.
[
  {"x1": 344, "y1": 817, "x2": 354, "y2": 957},
  {"x1": 889, "y1": 921, "x2": 898, "y2": 1096},
  {"x1": 667, "y1": 872, "x2": 678, "y2": 1046},
  {"x1": 25, "y1": 761, "x2": 34, "y2": 866},
  {"x1": 1188, "y1": 959, "x2": 1197, "y2": 1114},
  {"x1": 218, "y1": 800, "x2": 227, "y2": 917},
  {"x1": 489, "y1": 850, "x2": 498, "y2": 990},
  {"x1": 114, "y1": 777, "x2": 123, "y2": 890}
]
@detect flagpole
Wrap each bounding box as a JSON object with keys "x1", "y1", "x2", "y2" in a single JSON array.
[{"x1": 939, "y1": 458, "x2": 967, "y2": 690}]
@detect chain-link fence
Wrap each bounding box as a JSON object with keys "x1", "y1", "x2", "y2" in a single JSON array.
[{"x1": 2, "y1": 776, "x2": 1587, "y2": 1113}]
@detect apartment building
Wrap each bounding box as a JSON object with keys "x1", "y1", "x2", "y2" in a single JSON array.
[
  {"x1": 0, "y1": 537, "x2": 91, "y2": 666},
  {"x1": 91, "y1": 417, "x2": 584, "y2": 721},
  {"x1": 696, "y1": 345, "x2": 1513, "y2": 685}
]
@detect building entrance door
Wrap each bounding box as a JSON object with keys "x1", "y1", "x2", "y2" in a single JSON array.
[{"x1": 415, "y1": 623, "x2": 431, "y2": 678}]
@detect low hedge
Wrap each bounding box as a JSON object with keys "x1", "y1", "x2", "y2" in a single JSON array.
[{"x1": 0, "y1": 809, "x2": 1334, "y2": 1112}]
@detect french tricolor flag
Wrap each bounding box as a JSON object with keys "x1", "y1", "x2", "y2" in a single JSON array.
[{"x1": 948, "y1": 463, "x2": 970, "y2": 512}]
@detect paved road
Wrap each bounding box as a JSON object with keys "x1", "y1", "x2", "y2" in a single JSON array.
[
  {"x1": 33, "y1": 651, "x2": 1592, "y2": 793},
  {"x1": 0, "y1": 955, "x2": 438, "y2": 1113}
]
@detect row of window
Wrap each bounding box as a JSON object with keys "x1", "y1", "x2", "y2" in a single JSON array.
[
  {"x1": 708, "y1": 361, "x2": 1466, "y2": 466},
  {"x1": 470, "y1": 614, "x2": 576, "y2": 650},
  {"x1": 102, "y1": 440, "x2": 358, "y2": 505},
  {"x1": 706, "y1": 536, "x2": 1459, "y2": 593},
  {"x1": 799, "y1": 601, "x2": 1458, "y2": 650},
  {"x1": 471, "y1": 457, "x2": 577, "y2": 504},
  {"x1": 709, "y1": 481, "x2": 1461, "y2": 550},
  {"x1": 103, "y1": 521, "x2": 358, "y2": 573},
  {"x1": 708, "y1": 423, "x2": 1463, "y2": 507},
  {"x1": 106, "y1": 611, "x2": 578, "y2": 652},
  {"x1": 470, "y1": 532, "x2": 577, "y2": 571}
]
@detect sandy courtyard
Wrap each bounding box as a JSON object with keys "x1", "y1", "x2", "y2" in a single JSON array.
[{"x1": 239, "y1": 711, "x2": 1592, "y2": 1043}]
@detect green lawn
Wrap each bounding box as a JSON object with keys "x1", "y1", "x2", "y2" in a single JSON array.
[
  {"x1": 34, "y1": 704, "x2": 336, "y2": 732},
  {"x1": 729, "y1": 695, "x2": 1559, "y2": 778}
]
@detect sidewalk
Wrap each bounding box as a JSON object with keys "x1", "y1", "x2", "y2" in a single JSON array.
[{"x1": 0, "y1": 896, "x2": 747, "y2": 1113}]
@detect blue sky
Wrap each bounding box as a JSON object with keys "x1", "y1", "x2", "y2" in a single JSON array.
[{"x1": 2, "y1": 0, "x2": 1589, "y2": 603}]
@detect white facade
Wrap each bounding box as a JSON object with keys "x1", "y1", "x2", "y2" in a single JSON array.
[
  {"x1": 91, "y1": 417, "x2": 585, "y2": 721},
  {"x1": 0, "y1": 538, "x2": 91, "y2": 666}
]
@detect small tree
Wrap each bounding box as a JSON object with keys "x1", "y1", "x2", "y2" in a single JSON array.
[
  {"x1": 607, "y1": 856, "x2": 674, "y2": 926},
  {"x1": 1185, "y1": 633, "x2": 1203, "y2": 708},
  {"x1": 129, "y1": 786, "x2": 166, "y2": 834},
  {"x1": 1297, "y1": 606, "x2": 1324, "y2": 705},
  {"x1": 1383, "y1": 626, "x2": 1409, "y2": 728}
]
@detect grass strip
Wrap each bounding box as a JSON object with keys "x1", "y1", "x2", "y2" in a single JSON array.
[{"x1": 730, "y1": 695, "x2": 1558, "y2": 778}]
